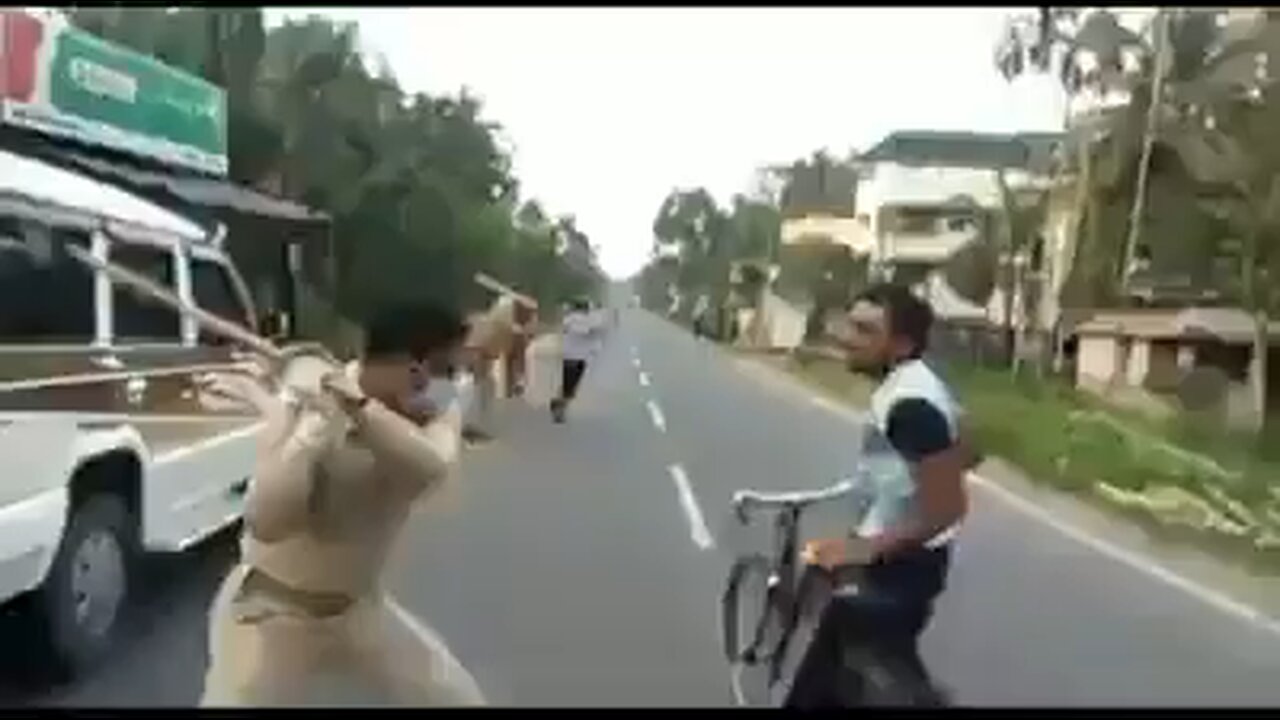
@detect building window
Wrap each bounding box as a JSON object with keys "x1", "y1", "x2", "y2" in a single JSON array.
[{"x1": 887, "y1": 208, "x2": 940, "y2": 235}]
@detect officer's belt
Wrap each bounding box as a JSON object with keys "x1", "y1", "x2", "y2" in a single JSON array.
[{"x1": 241, "y1": 566, "x2": 357, "y2": 618}]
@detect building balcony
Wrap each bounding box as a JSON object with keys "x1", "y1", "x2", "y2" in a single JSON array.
[
  {"x1": 780, "y1": 214, "x2": 873, "y2": 254},
  {"x1": 879, "y1": 228, "x2": 979, "y2": 265}
]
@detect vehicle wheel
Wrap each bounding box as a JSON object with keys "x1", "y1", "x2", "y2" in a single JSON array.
[
  {"x1": 721, "y1": 556, "x2": 784, "y2": 705},
  {"x1": 31, "y1": 494, "x2": 136, "y2": 680}
]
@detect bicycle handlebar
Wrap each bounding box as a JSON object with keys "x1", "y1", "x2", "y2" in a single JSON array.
[{"x1": 732, "y1": 479, "x2": 856, "y2": 510}]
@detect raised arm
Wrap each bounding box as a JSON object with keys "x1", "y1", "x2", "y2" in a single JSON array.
[
  {"x1": 351, "y1": 398, "x2": 463, "y2": 498},
  {"x1": 244, "y1": 397, "x2": 342, "y2": 543}
]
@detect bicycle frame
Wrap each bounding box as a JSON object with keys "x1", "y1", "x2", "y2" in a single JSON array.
[
  {"x1": 725, "y1": 477, "x2": 950, "y2": 708},
  {"x1": 734, "y1": 493, "x2": 861, "y2": 681},
  {"x1": 740, "y1": 504, "x2": 805, "y2": 665}
]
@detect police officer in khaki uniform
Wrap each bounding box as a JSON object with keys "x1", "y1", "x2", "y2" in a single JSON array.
[
  {"x1": 199, "y1": 304, "x2": 485, "y2": 707},
  {"x1": 505, "y1": 301, "x2": 537, "y2": 398},
  {"x1": 462, "y1": 295, "x2": 523, "y2": 443}
]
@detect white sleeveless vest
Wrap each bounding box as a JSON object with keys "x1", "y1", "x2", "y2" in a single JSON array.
[{"x1": 852, "y1": 358, "x2": 963, "y2": 548}]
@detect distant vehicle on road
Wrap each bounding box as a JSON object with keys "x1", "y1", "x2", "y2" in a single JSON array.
[{"x1": 0, "y1": 149, "x2": 261, "y2": 679}]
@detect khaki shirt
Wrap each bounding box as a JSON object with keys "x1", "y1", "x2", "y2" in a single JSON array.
[
  {"x1": 241, "y1": 363, "x2": 462, "y2": 597},
  {"x1": 466, "y1": 297, "x2": 520, "y2": 357}
]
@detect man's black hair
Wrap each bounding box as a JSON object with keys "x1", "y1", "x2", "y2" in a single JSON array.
[
  {"x1": 852, "y1": 282, "x2": 934, "y2": 357},
  {"x1": 364, "y1": 302, "x2": 469, "y2": 360}
]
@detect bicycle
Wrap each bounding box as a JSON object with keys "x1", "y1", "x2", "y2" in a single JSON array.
[{"x1": 719, "y1": 479, "x2": 946, "y2": 707}]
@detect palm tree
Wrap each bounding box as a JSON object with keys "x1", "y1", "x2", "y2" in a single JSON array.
[
  {"x1": 1057, "y1": 8, "x2": 1280, "y2": 428},
  {"x1": 1002, "y1": 7, "x2": 1280, "y2": 428},
  {"x1": 996, "y1": 8, "x2": 1149, "y2": 371},
  {"x1": 995, "y1": 9, "x2": 1241, "y2": 351}
]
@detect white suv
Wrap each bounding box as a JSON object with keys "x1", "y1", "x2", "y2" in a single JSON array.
[{"x1": 0, "y1": 148, "x2": 262, "y2": 678}]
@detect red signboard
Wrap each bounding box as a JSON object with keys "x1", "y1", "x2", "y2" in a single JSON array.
[{"x1": 0, "y1": 10, "x2": 43, "y2": 103}]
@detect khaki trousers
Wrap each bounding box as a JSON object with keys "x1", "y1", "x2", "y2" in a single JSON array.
[
  {"x1": 505, "y1": 338, "x2": 529, "y2": 398},
  {"x1": 201, "y1": 564, "x2": 485, "y2": 707},
  {"x1": 466, "y1": 356, "x2": 497, "y2": 434}
]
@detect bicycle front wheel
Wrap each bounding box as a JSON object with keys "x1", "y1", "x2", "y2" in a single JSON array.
[
  {"x1": 721, "y1": 555, "x2": 775, "y2": 663},
  {"x1": 721, "y1": 555, "x2": 790, "y2": 705}
]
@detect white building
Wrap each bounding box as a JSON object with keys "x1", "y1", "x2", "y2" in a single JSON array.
[{"x1": 853, "y1": 130, "x2": 1060, "y2": 322}]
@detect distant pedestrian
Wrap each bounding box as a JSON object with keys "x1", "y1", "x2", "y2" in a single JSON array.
[{"x1": 551, "y1": 298, "x2": 601, "y2": 423}]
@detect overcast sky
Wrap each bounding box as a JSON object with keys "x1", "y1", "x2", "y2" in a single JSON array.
[{"x1": 264, "y1": 7, "x2": 1071, "y2": 278}]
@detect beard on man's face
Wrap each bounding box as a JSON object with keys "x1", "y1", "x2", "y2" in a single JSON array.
[{"x1": 844, "y1": 346, "x2": 890, "y2": 378}]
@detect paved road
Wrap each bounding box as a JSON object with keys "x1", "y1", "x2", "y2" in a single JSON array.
[{"x1": 4, "y1": 306, "x2": 1280, "y2": 706}]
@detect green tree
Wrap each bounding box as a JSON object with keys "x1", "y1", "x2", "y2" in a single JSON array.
[
  {"x1": 652, "y1": 188, "x2": 725, "y2": 314},
  {"x1": 64, "y1": 9, "x2": 599, "y2": 327},
  {"x1": 994, "y1": 7, "x2": 1239, "y2": 387},
  {"x1": 995, "y1": 8, "x2": 1147, "y2": 314},
  {"x1": 728, "y1": 194, "x2": 782, "y2": 262},
  {"x1": 1165, "y1": 11, "x2": 1280, "y2": 429},
  {"x1": 778, "y1": 150, "x2": 859, "y2": 219},
  {"x1": 1000, "y1": 7, "x2": 1280, "y2": 427}
]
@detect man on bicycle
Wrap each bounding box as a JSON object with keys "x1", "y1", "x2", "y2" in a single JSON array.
[{"x1": 784, "y1": 282, "x2": 974, "y2": 707}]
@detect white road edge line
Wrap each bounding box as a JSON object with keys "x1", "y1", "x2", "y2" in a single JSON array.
[
  {"x1": 729, "y1": 664, "x2": 747, "y2": 706},
  {"x1": 803, "y1": 386, "x2": 1280, "y2": 638},
  {"x1": 385, "y1": 596, "x2": 487, "y2": 701},
  {"x1": 669, "y1": 464, "x2": 715, "y2": 550},
  {"x1": 638, "y1": 371, "x2": 651, "y2": 388},
  {"x1": 966, "y1": 472, "x2": 1280, "y2": 638},
  {"x1": 647, "y1": 400, "x2": 667, "y2": 433}
]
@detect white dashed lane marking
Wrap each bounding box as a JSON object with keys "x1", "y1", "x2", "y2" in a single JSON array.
[
  {"x1": 647, "y1": 400, "x2": 667, "y2": 433},
  {"x1": 668, "y1": 464, "x2": 715, "y2": 550}
]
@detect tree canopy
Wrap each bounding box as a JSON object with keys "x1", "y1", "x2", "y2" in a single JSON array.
[{"x1": 67, "y1": 8, "x2": 602, "y2": 322}]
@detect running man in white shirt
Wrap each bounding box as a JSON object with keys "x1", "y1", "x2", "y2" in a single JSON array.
[{"x1": 551, "y1": 298, "x2": 601, "y2": 424}]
